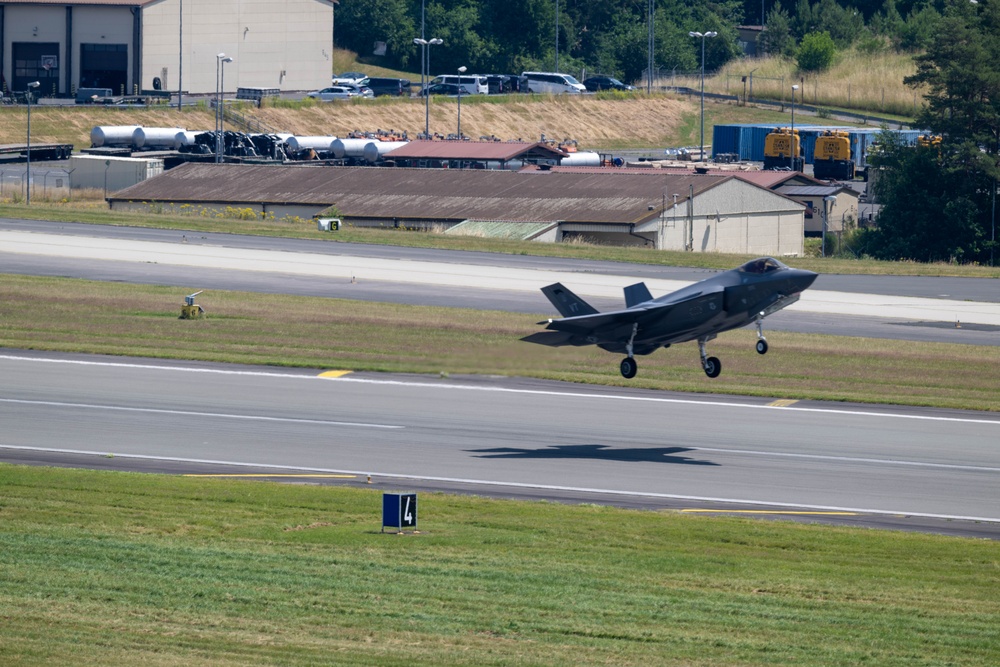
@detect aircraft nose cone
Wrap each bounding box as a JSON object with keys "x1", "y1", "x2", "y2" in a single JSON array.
[{"x1": 791, "y1": 269, "x2": 818, "y2": 293}]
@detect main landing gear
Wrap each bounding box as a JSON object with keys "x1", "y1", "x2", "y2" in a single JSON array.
[
  {"x1": 619, "y1": 322, "x2": 639, "y2": 378},
  {"x1": 698, "y1": 335, "x2": 721, "y2": 378}
]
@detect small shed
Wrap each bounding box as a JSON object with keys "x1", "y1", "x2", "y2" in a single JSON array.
[{"x1": 775, "y1": 184, "x2": 859, "y2": 235}]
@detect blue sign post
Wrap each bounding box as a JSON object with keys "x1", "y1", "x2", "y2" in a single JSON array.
[{"x1": 382, "y1": 492, "x2": 417, "y2": 533}]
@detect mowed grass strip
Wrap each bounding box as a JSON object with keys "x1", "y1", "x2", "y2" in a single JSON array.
[
  {"x1": 0, "y1": 464, "x2": 998, "y2": 666},
  {"x1": 1, "y1": 274, "x2": 998, "y2": 411}
]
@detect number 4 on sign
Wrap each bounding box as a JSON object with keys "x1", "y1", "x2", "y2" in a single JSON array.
[{"x1": 404, "y1": 496, "x2": 413, "y2": 525}]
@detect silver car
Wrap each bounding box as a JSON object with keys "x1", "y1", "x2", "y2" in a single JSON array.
[{"x1": 307, "y1": 86, "x2": 361, "y2": 101}]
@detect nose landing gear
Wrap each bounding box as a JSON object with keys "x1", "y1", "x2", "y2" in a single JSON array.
[{"x1": 755, "y1": 312, "x2": 769, "y2": 355}]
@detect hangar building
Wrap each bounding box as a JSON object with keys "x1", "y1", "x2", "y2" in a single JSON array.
[
  {"x1": 0, "y1": 0, "x2": 334, "y2": 97},
  {"x1": 108, "y1": 163, "x2": 808, "y2": 255}
]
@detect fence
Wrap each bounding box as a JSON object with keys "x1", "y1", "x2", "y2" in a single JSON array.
[{"x1": 0, "y1": 168, "x2": 72, "y2": 202}]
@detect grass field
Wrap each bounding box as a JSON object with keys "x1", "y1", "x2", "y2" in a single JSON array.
[
  {"x1": 1, "y1": 464, "x2": 997, "y2": 666},
  {"x1": 2, "y1": 273, "x2": 998, "y2": 412}
]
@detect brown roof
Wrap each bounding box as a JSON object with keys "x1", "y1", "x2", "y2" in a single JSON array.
[
  {"x1": 0, "y1": 0, "x2": 156, "y2": 5},
  {"x1": 109, "y1": 163, "x2": 739, "y2": 225},
  {"x1": 385, "y1": 140, "x2": 567, "y2": 161}
]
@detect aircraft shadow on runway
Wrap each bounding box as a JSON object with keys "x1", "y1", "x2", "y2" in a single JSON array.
[{"x1": 468, "y1": 444, "x2": 719, "y2": 466}]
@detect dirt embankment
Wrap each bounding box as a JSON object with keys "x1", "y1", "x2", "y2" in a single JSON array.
[{"x1": 5, "y1": 95, "x2": 693, "y2": 150}]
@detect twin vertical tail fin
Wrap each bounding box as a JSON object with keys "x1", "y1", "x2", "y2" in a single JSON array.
[
  {"x1": 540, "y1": 283, "x2": 599, "y2": 318},
  {"x1": 623, "y1": 282, "x2": 653, "y2": 308}
]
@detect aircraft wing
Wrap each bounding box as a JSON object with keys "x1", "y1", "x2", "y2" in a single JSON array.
[{"x1": 523, "y1": 287, "x2": 725, "y2": 348}]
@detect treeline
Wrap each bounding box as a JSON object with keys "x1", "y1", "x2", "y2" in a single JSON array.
[{"x1": 336, "y1": 0, "x2": 955, "y2": 82}]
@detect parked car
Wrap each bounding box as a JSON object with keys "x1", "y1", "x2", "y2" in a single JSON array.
[
  {"x1": 521, "y1": 71, "x2": 586, "y2": 94},
  {"x1": 583, "y1": 76, "x2": 636, "y2": 92},
  {"x1": 484, "y1": 74, "x2": 522, "y2": 94},
  {"x1": 307, "y1": 86, "x2": 361, "y2": 101},
  {"x1": 417, "y1": 83, "x2": 464, "y2": 97},
  {"x1": 362, "y1": 77, "x2": 412, "y2": 97},
  {"x1": 429, "y1": 74, "x2": 488, "y2": 95},
  {"x1": 332, "y1": 71, "x2": 368, "y2": 85},
  {"x1": 339, "y1": 82, "x2": 375, "y2": 98}
]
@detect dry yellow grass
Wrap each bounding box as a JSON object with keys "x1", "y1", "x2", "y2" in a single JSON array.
[{"x1": 4, "y1": 95, "x2": 691, "y2": 151}]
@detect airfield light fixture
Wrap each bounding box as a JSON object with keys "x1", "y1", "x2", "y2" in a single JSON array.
[{"x1": 689, "y1": 31, "x2": 717, "y2": 163}]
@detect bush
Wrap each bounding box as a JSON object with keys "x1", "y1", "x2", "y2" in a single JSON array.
[{"x1": 797, "y1": 31, "x2": 837, "y2": 72}]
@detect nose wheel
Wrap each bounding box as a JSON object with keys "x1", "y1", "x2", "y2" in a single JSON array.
[
  {"x1": 620, "y1": 357, "x2": 637, "y2": 379},
  {"x1": 755, "y1": 313, "x2": 769, "y2": 354}
]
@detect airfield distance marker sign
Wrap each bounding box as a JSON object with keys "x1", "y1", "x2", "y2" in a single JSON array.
[{"x1": 382, "y1": 492, "x2": 417, "y2": 533}]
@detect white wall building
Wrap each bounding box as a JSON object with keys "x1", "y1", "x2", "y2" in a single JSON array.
[{"x1": 0, "y1": 0, "x2": 335, "y2": 97}]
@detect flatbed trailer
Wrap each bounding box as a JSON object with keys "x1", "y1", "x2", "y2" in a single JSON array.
[{"x1": 0, "y1": 143, "x2": 73, "y2": 160}]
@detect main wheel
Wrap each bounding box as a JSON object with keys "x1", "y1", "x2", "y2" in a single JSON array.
[
  {"x1": 703, "y1": 356, "x2": 722, "y2": 378},
  {"x1": 620, "y1": 357, "x2": 638, "y2": 379},
  {"x1": 756, "y1": 339, "x2": 769, "y2": 355}
]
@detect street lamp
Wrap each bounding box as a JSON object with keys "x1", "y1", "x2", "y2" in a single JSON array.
[
  {"x1": 215, "y1": 53, "x2": 233, "y2": 163},
  {"x1": 689, "y1": 31, "x2": 717, "y2": 163},
  {"x1": 790, "y1": 83, "x2": 800, "y2": 170},
  {"x1": 413, "y1": 37, "x2": 442, "y2": 138},
  {"x1": 25, "y1": 81, "x2": 40, "y2": 206},
  {"x1": 456, "y1": 66, "x2": 466, "y2": 139}
]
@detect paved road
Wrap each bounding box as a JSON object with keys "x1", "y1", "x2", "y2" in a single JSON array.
[{"x1": 2, "y1": 352, "x2": 999, "y2": 538}]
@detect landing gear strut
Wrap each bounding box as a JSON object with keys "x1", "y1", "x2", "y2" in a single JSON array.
[
  {"x1": 755, "y1": 312, "x2": 769, "y2": 355},
  {"x1": 620, "y1": 322, "x2": 639, "y2": 379},
  {"x1": 698, "y1": 335, "x2": 721, "y2": 378}
]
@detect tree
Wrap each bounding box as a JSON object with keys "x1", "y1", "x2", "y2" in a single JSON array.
[
  {"x1": 861, "y1": 2, "x2": 1000, "y2": 265},
  {"x1": 796, "y1": 30, "x2": 836, "y2": 71},
  {"x1": 759, "y1": 6, "x2": 795, "y2": 57}
]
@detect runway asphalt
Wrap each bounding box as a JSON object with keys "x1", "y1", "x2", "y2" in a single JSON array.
[{"x1": 1, "y1": 351, "x2": 999, "y2": 539}]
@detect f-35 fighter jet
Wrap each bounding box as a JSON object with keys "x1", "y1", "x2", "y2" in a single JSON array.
[{"x1": 522, "y1": 257, "x2": 818, "y2": 378}]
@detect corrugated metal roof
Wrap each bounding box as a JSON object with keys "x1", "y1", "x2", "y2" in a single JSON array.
[
  {"x1": 732, "y1": 171, "x2": 824, "y2": 188},
  {"x1": 109, "y1": 163, "x2": 737, "y2": 225},
  {"x1": 385, "y1": 140, "x2": 566, "y2": 161},
  {"x1": 446, "y1": 220, "x2": 556, "y2": 239},
  {"x1": 777, "y1": 185, "x2": 849, "y2": 196}
]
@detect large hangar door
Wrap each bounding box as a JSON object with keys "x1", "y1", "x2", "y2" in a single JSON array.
[
  {"x1": 12, "y1": 43, "x2": 60, "y2": 96},
  {"x1": 80, "y1": 43, "x2": 127, "y2": 93}
]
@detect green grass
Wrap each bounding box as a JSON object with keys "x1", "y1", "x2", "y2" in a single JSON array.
[
  {"x1": 1, "y1": 464, "x2": 997, "y2": 666},
  {"x1": 2, "y1": 274, "x2": 999, "y2": 411},
  {"x1": 5, "y1": 204, "x2": 1000, "y2": 278}
]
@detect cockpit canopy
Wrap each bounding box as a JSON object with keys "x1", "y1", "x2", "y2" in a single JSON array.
[{"x1": 738, "y1": 257, "x2": 788, "y2": 274}]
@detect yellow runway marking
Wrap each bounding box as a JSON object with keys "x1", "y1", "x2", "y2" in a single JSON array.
[
  {"x1": 184, "y1": 474, "x2": 357, "y2": 479},
  {"x1": 768, "y1": 399, "x2": 799, "y2": 407},
  {"x1": 682, "y1": 509, "x2": 859, "y2": 515},
  {"x1": 318, "y1": 370, "x2": 353, "y2": 378}
]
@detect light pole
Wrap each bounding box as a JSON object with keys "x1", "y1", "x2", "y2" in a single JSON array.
[
  {"x1": 413, "y1": 37, "x2": 442, "y2": 138},
  {"x1": 25, "y1": 81, "x2": 40, "y2": 206},
  {"x1": 790, "y1": 83, "x2": 799, "y2": 170},
  {"x1": 689, "y1": 31, "x2": 717, "y2": 163},
  {"x1": 215, "y1": 53, "x2": 232, "y2": 163},
  {"x1": 822, "y1": 194, "x2": 837, "y2": 257},
  {"x1": 555, "y1": 0, "x2": 559, "y2": 72},
  {"x1": 456, "y1": 66, "x2": 466, "y2": 139}
]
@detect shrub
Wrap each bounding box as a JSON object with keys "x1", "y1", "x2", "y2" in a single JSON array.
[{"x1": 797, "y1": 31, "x2": 837, "y2": 72}]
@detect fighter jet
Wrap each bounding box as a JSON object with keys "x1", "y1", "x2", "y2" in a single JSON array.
[{"x1": 522, "y1": 257, "x2": 818, "y2": 378}]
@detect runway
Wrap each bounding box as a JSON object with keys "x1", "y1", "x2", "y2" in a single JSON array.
[{"x1": 2, "y1": 352, "x2": 998, "y2": 538}]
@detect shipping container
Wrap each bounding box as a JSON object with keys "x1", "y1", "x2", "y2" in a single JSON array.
[{"x1": 69, "y1": 155, "x2": 165, "y2": 193}]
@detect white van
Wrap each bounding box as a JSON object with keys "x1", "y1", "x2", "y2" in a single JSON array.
[
  {"x1": 430, "y1": 74, "x2": 488, "y2": 95},
  {"x1": 521, "y1": 71, "x2": 586, "y2": 94}
]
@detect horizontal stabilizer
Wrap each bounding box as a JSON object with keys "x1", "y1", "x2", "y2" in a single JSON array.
[
  {"x1": 540, "y1": 283, "x2": 599, "y2": 318},
  {"x1": 624, "y1": 282, "x2": 653, "y2": 308},
  {"x1": 520, "y1": 330, "x2": 589, "y2": 347}
]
